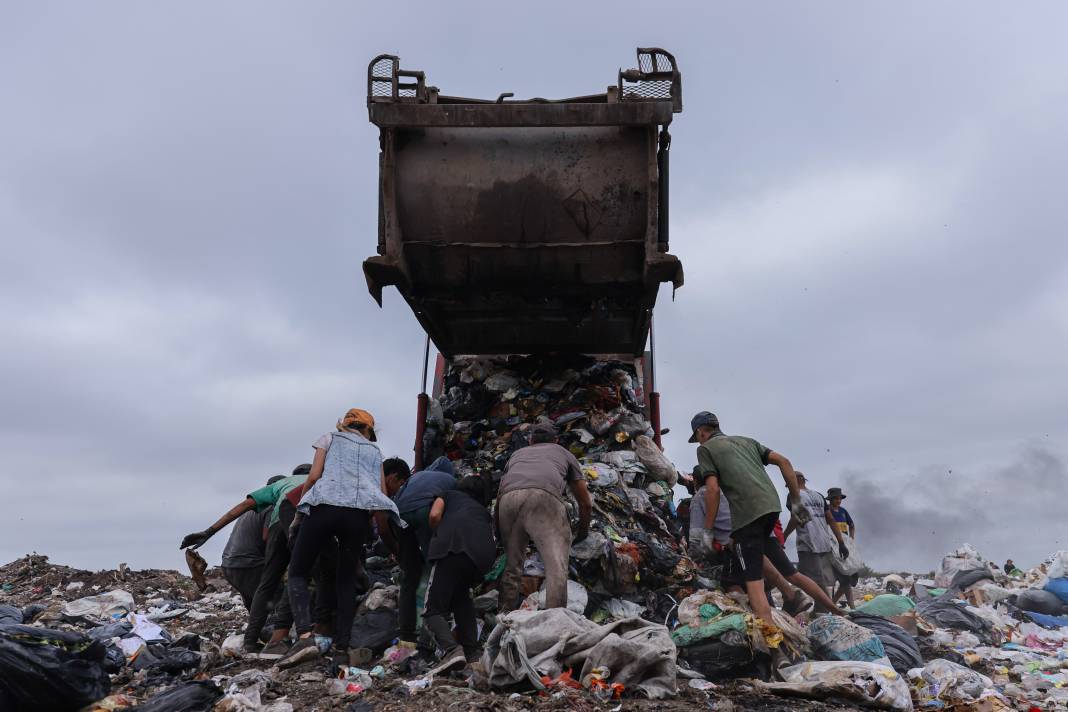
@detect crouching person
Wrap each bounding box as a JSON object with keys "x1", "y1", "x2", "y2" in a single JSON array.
[{"x1": 422, "y1": 475, "x2": 496, "y2": 673}]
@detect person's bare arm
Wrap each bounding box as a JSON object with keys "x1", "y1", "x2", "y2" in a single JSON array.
[
  {"x1": 298, "y1": 448, "x2": 327, "y2": 500},
  {"x1": 374, "y1": 511, "x2": 398, "y2": 557},
  {"x1": 783, "y1": 517, "x2": 797, "y2": 540},
  {"x1": 767, "y1": 451, "x2": 800, "y2": 503},
  {"x1": 568, "y1": 479, "x2": 593, "y2": 536},
  {"x1": 825, "y1": 509, "x2": 845, "y2": 546},
  {"x1": 428, "y1": 496, "x2": 446, "y2": 529},
  {"x1": 702, "y1": 476, "x2": 721, "y2": 530},
  {"x1": 849, "y1": 523, "x2": 856, "y2": 539}
]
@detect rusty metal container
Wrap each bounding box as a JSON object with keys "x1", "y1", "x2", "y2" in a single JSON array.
[{"x1": 363, "y1": 49, "x2": 684, "y2": 356}]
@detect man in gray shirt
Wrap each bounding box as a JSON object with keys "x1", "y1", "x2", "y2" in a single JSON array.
[
  {"x1": 497, "y1": 423, "x2": 592, "y2": 612},
  {"x1": 221, "y1": 475, "x2": 284, "y2": 610}
]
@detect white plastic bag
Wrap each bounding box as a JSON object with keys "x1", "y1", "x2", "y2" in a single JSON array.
[
  {"x1": 766, "y1": 661, "x2": 912, "y2": 711},
  {"x1": 831, "y1": 535, "x2": 865, "y2": 575},
  {"x1": 1047, "y1": 550, "x2": 1068, "y2": 579},
  {"x1": 634, "y1": 435, "x2": 678, "y2": 486}
]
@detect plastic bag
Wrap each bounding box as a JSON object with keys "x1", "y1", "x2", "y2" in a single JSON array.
[
  {"x1": 849, "y1": 613, "x2": 923, "y2": 674},
  {"x1": 806, "y1": 615, "x2": 889, "y2": 665},
  {"x1": 633, "y1": 436, "x2": 677, "y2": 485},
  {"x1": 853, "y1": 594, "x2": 915, "y2": 618},
  {"x1": 128, "y1": 680, "x2": 222, "y2": 711},
  {"x1": 1044, "y1": 577, "x2": 1068, "y2": 605},
  {"x1": 1047, "y1": 550, "x2": 1068, "y2": 579},
  {"x1": 1014, "y1": 588, "x2": 1067, "y2": 615},
  {"x1": 765, "y1": 660, "x2": 912, "y2": 711},
  {"x1": 830, "y1": 535, "x2": 864, "y2": 575},
  {"x1": 677, "y1": 632, "x2": 770, "y2": 682},
  {"x1": 909, "y1": 658, "x2": 994, "y2": 703},
  {"x1": 60, "y1": 589, "x2": 135, "y2": 621},
  {"x1": 0, "y1": 623, "x2": 111, "y2": 711}
]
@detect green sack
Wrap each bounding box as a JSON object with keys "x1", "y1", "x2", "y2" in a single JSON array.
[{"x1": 853, "y1": 594, "x2": 915, "y2": 618}]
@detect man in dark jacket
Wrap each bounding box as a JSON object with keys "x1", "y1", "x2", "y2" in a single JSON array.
[
  {"x1": 423, "y1": 475, "x2": 496, "y2": 673},
  {"x1": 388, "y1": 456, "x2": 455, "y2": 646}
]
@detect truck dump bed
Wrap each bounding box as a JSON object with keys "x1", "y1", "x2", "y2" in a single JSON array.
[{"x1": 363, "y1": 49, "x2": 684, "y2": 356}]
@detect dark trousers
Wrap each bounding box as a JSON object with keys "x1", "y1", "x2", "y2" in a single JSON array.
[
  {"x1": 244, "y1": 523, "x2": 289, "y2": 646},
  {"x1": 222, "y1": 565, "x2": 263, "y2": 612},
  {"x1": 423, "y1": 553, "x2": 479, "y2": 658},
  {"x1": 288, "y1": 504, "x2": 370, "y2": 650},
  {"x1": 271, "y1": 542, "x2": 339, "y2": 633},
  {"x1": 396, "y1": 511, "x2": 429, "y2": 643}
]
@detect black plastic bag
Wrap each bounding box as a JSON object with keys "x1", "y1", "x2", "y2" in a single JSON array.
[
  {"x1": 1013, "y1": 589, "x2": 1068, "y2": 616},
  {"x1": 0, "y1": 623, "x2": 110, "y2": 712},
  {"x1": 850, "y1": 613, "x2": 924, "y2": 673},
  {"x1": 348, "y1": 610, "x2": 398, "y2": 654},
  {"x1": 677, "y1": 631, "x2": 771, "y2": 682},
  {"x1": 128, "y1": 680, "x2": 222, "y2": 712},
  {"x1": 949, "y1": 568, "x2": 993, "y2": 591},
  {"x1": 916, "y1": 599, "x2": 993, "y2": 642},
  {"x1": 86, "y1": 620, "x2": 132, "y2": 641}
]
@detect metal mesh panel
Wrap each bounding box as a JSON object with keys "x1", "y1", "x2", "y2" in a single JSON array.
[
  {"x1": 371, "y1": 57, "x2": 394, "y2": 97},
  {"x1": 622, "y1": 80, "x2": 673, "y2": 100},
  {"x1": 399, "y1": 87, "x2": 416, "y2": 98},
  {"x1": 638, "y1": 53, "x2": 655, "y2": 73}
]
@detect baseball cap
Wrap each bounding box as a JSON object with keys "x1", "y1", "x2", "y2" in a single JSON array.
[{"x1": 687, "y1": 411, "x2": 720, "y2": 443}]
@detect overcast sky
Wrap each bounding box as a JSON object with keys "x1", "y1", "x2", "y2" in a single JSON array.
[{"x1": 2, "y1": 3, "x2": 1065, "y2": 574}]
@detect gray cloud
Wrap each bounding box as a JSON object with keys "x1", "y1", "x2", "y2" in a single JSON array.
[{"x1": 1, "y1": 2, "x2": 1066, "y2": 572}]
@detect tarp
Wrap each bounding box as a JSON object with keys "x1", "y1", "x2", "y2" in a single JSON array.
[{"x1": 481, "y1": 607, "x2": 677, "y2": 699}]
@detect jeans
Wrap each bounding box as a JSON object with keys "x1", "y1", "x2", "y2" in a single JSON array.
[{"x1": 288, "y1": 504, "x2": 370, "y2": 650}]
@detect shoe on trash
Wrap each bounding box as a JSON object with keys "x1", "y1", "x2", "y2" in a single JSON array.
[
  {"x1": 276, "y1": 637, "x2": 321, "y2": 669},
  {"x1": 782, "y1": 592, "x2": 813, "y2": 616},
  {"x1": 427, "y1": 647, "x2": 467, "y2": 677},
  {"x1": 241, "y1": 640, "x2": 262, "y2": 655},
  {"x1": 259, "y1": 640, "x2": 289, "y2": 659}
]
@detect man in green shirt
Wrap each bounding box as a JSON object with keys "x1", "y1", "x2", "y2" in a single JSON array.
[
  {"x1": 180, "y1": 465, "x2": 310, "y2": 653},
  {"x1": 690, "y1": 411, "x2": 843, "y2": 627}
]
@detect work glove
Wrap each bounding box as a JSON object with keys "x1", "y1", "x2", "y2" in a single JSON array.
[
  {"x1": 701, "y1": 529, "x2": 716, "y2": 551},
  {"x1": 788, "y1": 498, "x2": 812, "y2": 527},
  {"x1": 838, "y1": 541, "x2": 850, "y2": 560},
  {"x1": 179, "y1": 528, "x2": 214, "y2": 550}
]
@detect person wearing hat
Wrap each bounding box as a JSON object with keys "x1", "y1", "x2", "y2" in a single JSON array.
[
  {"x1": 280, "y1": 408, "x2": 402, "y2": 666},
  {"x1": 180, "y1": 465, "x2": 310, "y2": 652},
  {"x1": 783, "y1": 473, "x2": 849, "y2": 609},
  {"x1": 826, "y1": 488, "x2": 854, "y2": 539},
  {"x1": 689, "y1": 411, "x2": 844, "y2": 627},
  {"x1": 496, "y1": 421, "x2": 592, "y2": 612},
  {"x1": 826, "y1": 487, "x2": 858, "y2": 608}
]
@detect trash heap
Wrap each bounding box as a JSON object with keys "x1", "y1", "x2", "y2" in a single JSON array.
[{"x1": 424, "y1": 354, "x2": 696, "y2": 619}]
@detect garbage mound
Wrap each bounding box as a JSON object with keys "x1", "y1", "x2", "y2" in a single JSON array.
[
  {"x1": 425, "y1": 354, "x2": 695, "y2": 613},
  {"x1": 5, "y1": 513, "x2": 1068, "y2": 708}
]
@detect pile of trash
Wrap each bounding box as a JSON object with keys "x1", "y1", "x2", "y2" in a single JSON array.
[{"x1": 425, "y1": 355, "x2": 695, "y2": 615}]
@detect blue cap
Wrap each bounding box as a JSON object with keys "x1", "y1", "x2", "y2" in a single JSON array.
[{"x1": 688, "y1": 411, "x2": 720, "y2": 443}]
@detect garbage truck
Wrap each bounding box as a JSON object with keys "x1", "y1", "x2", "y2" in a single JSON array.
[{"x1": 361, "y1": 49, "x2": 684, "y2": 468}]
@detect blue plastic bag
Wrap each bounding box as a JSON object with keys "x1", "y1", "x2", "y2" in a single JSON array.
[{"x1": 1044, "y1": 577, "x2": 1068, "y2": 605}]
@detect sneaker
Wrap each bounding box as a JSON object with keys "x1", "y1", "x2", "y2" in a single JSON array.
[
  {"x1": 276, "y1": 637, "x2": 321, "y2": 669},
  {"x1": 782, "y1": 592, "x2": 813, "y2": 616},
  {"x1": 259, "y1": 640, "x2": 289, "y2": 659},
  {"x1": 241, "y1": 640, "x2": 261, "y2": 655},
  {"x1": 426, "y1": 647, "x2": 467, "y2": 677}
]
